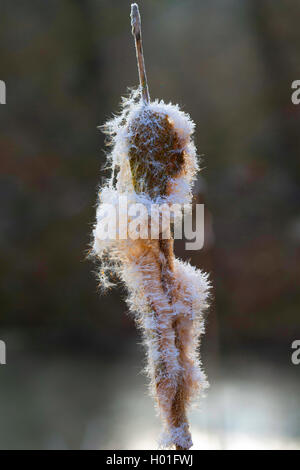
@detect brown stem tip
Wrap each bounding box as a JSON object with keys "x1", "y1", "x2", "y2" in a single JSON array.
[{"x1": 130, "y1": 3, "x2": 150, "y2": 103}]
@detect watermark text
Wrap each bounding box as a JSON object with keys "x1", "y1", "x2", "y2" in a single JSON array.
[
  {"x1": 96, "y1": 198, "x2": 205, "y2": 250},
  {"x1": 291, "y1": 80, "x2": 300, "y2": 105},
  {"x1": 291, "y1": 340, "x2": 300, "y2": 365},
  {"x1": 0, "y1": 340, "x2": 6, "y2": 365},
  {"x1": 0, "y1": 80, "x2": 6, "y2": 104}
]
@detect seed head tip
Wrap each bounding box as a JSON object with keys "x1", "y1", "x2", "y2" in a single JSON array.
[{"x1": 131, "y1": 3, "x2": 141, "y2": 37}]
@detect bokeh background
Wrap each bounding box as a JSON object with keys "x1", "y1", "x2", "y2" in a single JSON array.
[{"x1": 0, "y1": 0, "x2": 300, "y2": 450}]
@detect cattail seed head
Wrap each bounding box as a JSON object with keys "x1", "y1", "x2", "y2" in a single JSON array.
[{"x1": 91, "y1": 90, "x2": 210, "y2": 449}]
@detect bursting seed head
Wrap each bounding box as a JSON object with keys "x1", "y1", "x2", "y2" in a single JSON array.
[{"x1": 128, "y1": 107, "x2": 185, "y2": 198}]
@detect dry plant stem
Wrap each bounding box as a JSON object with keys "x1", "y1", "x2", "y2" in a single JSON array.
[
  {"x1": 138, "y1": 240, "x2": 190, "y2": 450},
  {"x1": 131, "y1": 3, "x2": 150, "y2": 103},
  {"x1": 130, "y1": 3, "x2": 190, "y2": 451},
  {"x1": 159, "y1": 238, "x2": 189, "y2": 451}
]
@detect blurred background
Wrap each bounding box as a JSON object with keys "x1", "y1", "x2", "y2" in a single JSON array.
[{"x1": 0, "y1": 0, "x2": 300, "y2": 450}]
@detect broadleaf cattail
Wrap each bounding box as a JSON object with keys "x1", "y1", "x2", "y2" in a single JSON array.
[{"x1": 91, "y1": 3, "x2": 210, "y2": 450}]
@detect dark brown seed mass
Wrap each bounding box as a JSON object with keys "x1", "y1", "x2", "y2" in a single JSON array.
[{"x1": 128, "y1": 109, "x2": 185, "y2": 198}]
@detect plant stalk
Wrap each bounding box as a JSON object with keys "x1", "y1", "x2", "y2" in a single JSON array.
[
  {"x1": 131, "y1": 3, "x2": 150, "y2": 103},
  {"x1": 130, "y1": 3, "x2": 189, "y2": 450}
]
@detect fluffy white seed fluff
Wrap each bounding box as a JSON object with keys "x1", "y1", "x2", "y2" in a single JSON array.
[{"x1": 92, "y1": 89, "x2": 210, "y2": 449}]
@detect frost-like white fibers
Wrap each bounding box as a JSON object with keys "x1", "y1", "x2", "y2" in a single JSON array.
[{"x1": 92, "y1": 89, "x2": 210, "y2": 449}]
